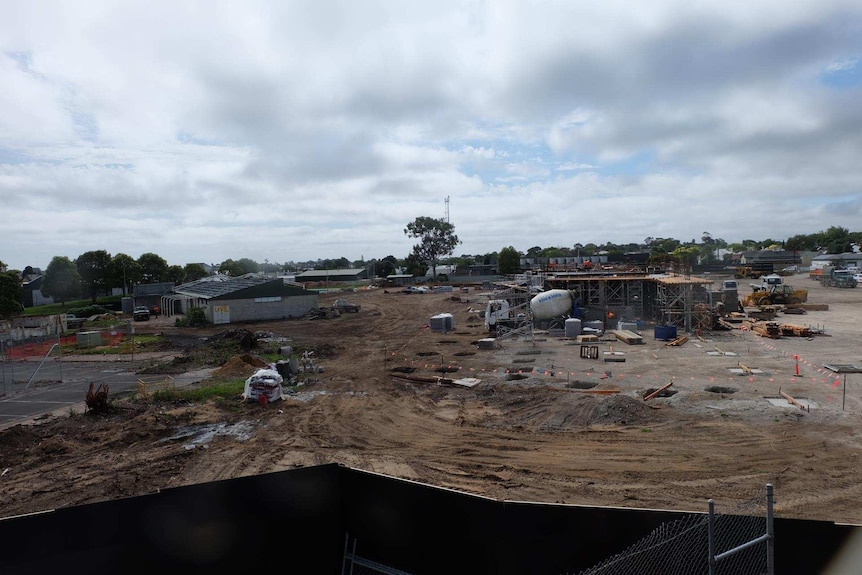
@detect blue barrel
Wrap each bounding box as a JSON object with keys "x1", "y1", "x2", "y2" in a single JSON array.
[{"x1": 654, "y1": 325, "x2": 677, "y2": 341}]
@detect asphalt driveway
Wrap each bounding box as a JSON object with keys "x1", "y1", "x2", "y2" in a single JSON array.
[{"x1": 0, "y1": 357, "x2": 214, "y2": 429}]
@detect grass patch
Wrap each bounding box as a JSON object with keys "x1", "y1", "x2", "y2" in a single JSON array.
[
  {"x1": 152, "y1": 378, "x2": 246, "y2": 402},
  {"x1": 61, "y1": 334, "x2": 168, "y2": 355},
  {"x1": 24, "y1": 296, "x2": 122, "y2": 316}
]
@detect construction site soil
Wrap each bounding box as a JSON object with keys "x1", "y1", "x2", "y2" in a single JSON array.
[{"x1": 2, "y1": 273, "x2": 862, "y2": 525}]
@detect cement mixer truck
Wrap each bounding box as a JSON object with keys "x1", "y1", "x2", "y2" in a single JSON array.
[{"x1": 484, "y1": 289, "x2": 577, "y2": 331}]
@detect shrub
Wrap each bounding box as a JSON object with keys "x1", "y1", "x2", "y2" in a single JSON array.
[
  {"x1": 85, "y1": 383, "x2": 114, "y2": 415},
  {"x1": 68, "y1": 304, "x2": 108, "y2": 318},
  {"x1": 175, "y1": 307, "x2": 209, "y2": 327}
]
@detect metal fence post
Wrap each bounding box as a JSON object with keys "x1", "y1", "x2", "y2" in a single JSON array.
[
  {"x1": 708, "y1": 499, "x2": 716, "y2": 575},
  {"x1": 766, "y1": 483, "x2": 774, "y2": 575}
]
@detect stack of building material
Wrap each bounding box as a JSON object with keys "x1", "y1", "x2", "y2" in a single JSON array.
[
  {"x1": 752, "y1": 322, "x2": 781, "y2": 339},
  {"x1": 242, "y1": 369, "x2": 284, "y2": 403},
  {"x1": 477, "y1": 338, "x2": 496, "y2": 350},
  {"x1": 616, "y1": 320, "x2": 639, "y2": 332},
  {"x1": 430, "y1": 313, "x2": 454, "y2": 333},
  {"x1": 612, "y1": 329, "x2": 644, "y2": 345},
  {"x1": 779, "y1": 324, "x2": 814, "y2": 337}
]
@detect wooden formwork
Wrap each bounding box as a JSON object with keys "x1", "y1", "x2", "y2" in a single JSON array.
[{"x1": 137, "y1": 375, "x2": 176, "y2": 398}]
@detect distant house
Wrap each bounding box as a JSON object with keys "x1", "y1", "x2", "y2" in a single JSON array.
[
  {"x1": 133, "y1": 282, "x2": 175, "y2": 313},
  {"x1": 423, "y1": 265, "x2": 458, "y2": 278},
  {"x1": 295, "y1": 268, "x2": 369, "y2": 283},
  {"x1": 386, "y1": 274, "x2": 414, "y2": 286},
  {"x1": 20, "y1": 274, "x2": 54, "y2": 308},
  {"x1": 811, "y1": 252, "x2": 862, "y2": 270},
  {"x1": 164, "y1": 274, "x2": 318, "y2": 324},
  {"x1": 739, "y1": 250, "x2": 801, "y2": 271}
]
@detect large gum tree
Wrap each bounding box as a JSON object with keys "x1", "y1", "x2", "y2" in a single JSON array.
[{"x1": 404, "y1": 216, "x2": 460, "y2": 279}]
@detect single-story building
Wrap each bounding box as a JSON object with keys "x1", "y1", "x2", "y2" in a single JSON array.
[
  {"x1": 163, "y1": 275, "x2": 319, "y2": 324},
  {"x1": 134, "y1": 282, "x2": 175, "y2": 313},
  {"x1": 295, "y1": 268, "x2": 369, "y2": 283},
  {"x1": 739, "y1": 250, "x2": 802, "y2": 269},
  {"x1": 811, "y1": 252, "x2": 862, "y2": 270},
  {"x1": 385, "y1": 274, "x2": 414, "y2": 286},
  {"x1": 20, "y1": 274, "x2": 54, "y2": 308}
]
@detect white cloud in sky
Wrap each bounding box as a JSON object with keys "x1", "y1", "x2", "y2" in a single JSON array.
[{"x1": 2, "y1": 0, "x2": 862, "y2": 271}]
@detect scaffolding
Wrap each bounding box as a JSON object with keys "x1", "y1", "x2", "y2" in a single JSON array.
[
  {"x1": 653, "y1": 276, "x2": 714, "y2": 332},
  {"x1": 486, "y1": 283, "x2": 534, "y2": 342},
  {"x1": 545, "y1": 273, "x2": 714, "y2": 333},
  {"x1": 545, "y1": 274, "x2": 646, "y2": 323}
]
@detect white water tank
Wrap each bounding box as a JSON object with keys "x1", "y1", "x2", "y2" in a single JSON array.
[
  {"x1": 565, "y1": 318, "x2": 582, "y2": 338},
  {"x1": 530, "y1": 289, "x2": 573, "y2": 320}
]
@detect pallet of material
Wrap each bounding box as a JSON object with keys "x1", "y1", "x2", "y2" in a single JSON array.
[
  {"x1": 576, "y1": 334, "x2": 599, "y2": 342},
  {"x1": 751, "y1": 322, "x2": 781, "y2": 339},
  {"x1": 612, "y1": 329, "x2": 644, "y2": 345},
  {"x1": 779, "y1": 324, "x2": 814, "y2": 337},
  {"x1": 665, "y1": 336, "x2": 689, "y2": 347}
]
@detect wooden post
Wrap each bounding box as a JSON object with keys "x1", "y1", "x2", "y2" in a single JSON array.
[{"x1": 644, "y1": 381, "x2": 673, "y2": 401}]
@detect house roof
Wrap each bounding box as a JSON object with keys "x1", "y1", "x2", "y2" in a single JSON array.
[
  {"x1": 741, "y1": 250, "x2": 800, "y2": 263},
  {"x1": 296, "y1": 268, "x2": 366, "y2": 278},
  {"x1": 174, "y1": 274, "x2": 272, "y2": 299},
  {"x1": 813, "y1": 252, "x2": 862, "y2": 262}
]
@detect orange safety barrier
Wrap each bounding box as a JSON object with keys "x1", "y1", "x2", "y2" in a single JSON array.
[{"x1": 4, "y1": 333, "x2": 127, "y2": 359}]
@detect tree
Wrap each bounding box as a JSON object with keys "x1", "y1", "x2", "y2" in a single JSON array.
[
  {"x1": 182, "y1": 263, "x2": 209, "y2": 283},
  {"x1": 138, "y1": 253, "x2": 169, "y2": 283},
  {"x1": 377, "y1": 255, "x2": 398, "y2": 278},
  {"x1": 167, "y1": 265, "x2": 185, "y2": 284},
  {"x1": 402, "y1": 252, "x2": 428, "y2": 276},
  {"x1": 41, "y1": 256, "x2": 82, "y2": 306},
  {"x1": 817, "y1": 226, "x2": 852, "y2": 254},
  {"x1": 404, "y1": 217, "x2": 460, "y2": 278},
  {"x1": 75, "y1": 250, "x2": 112, "y2": 303},
  {"x1": 671, "y1": 246, "x2": 700, "y2": 270},
  {"x1": 785, "y1": 234, "x2": 817, "y2": 252},
  {"x1": 218, "y1": 259, "x2": 244, "y2": 276},
  {"x1": 498, "y1": 246, "x2": 521, "y2": 275},
  {"x1": 235, "y1": 258, "x2": 260, "y2": 274},
  {"x1": 0, "y1": 267, "x2": 23, "y2": 319},
  {"x1": 219, "y1": 258, "x2": 260, "y2": 276},
  {"x1": 110, "y1": 253, "x2": 142, "y2": 296}
]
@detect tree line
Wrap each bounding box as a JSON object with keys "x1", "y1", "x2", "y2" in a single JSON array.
[{"x1": 2, "y1": 225, "x2": 858, "y2": 317}]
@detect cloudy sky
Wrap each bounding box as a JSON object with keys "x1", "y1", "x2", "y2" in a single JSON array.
[{"x1": 2, "y1": 1, "x2": 862, "y2": 270}]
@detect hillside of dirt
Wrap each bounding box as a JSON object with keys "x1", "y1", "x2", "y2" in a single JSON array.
[{"x1": 2, "y1": 275, "x2": 862, "y2": 525}]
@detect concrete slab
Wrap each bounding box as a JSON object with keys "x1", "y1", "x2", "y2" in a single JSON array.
[{"x1": 765, "y1": 397, "x2": 817, "y2": 409}]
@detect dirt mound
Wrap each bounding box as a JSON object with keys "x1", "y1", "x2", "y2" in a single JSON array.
[
  {"x1": 207, "y1": 329, "x2": 257, "y2": 350},
  {"x1": 0, "y1": 425, "x2": 48, "y2": 466},
  {"x1": 212, "y1": 354, "x2": 270, "y2": 378},
  {"x1": 587, "y1": 395, "x2": 653, "y2": 426}
]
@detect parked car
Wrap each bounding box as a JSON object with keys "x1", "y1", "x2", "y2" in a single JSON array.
[
  {"x1": 854, "y1": 273, "x2": 862, "y2": 285},
  {"x1": 133, "y1": 306, "x2": 151, "y2": 321},
  {"x1": 402, "y1": 285, "x2": 428, "y2": 294}
]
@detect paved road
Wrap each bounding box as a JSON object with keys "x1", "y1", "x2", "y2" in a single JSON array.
[{"x1": 0, "y1": 357, "x2": 215, "y2": 429}]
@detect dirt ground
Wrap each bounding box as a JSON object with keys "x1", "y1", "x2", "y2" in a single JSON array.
[{"x1": 2, "y1": 273, "x2": 862, "y2": 525}]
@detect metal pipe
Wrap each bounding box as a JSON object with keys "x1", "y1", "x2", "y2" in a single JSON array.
[
  {"x1": 708, "y1": 499, "x2": 716, "y2": 575},
  {"x1": 767, "y1": 483, "x2": 775, "y2": 575}
]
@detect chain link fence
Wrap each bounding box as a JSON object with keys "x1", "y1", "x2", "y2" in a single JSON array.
[
  {"x1": 573, "y1": 486, "x2": 772, "y2": 575},
  {"x1": 340, "y1": 486, "x2": 774, "y2": 575},
  {"x1": 0, "y1": 326, "x2": 132, "y2": 395}
]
